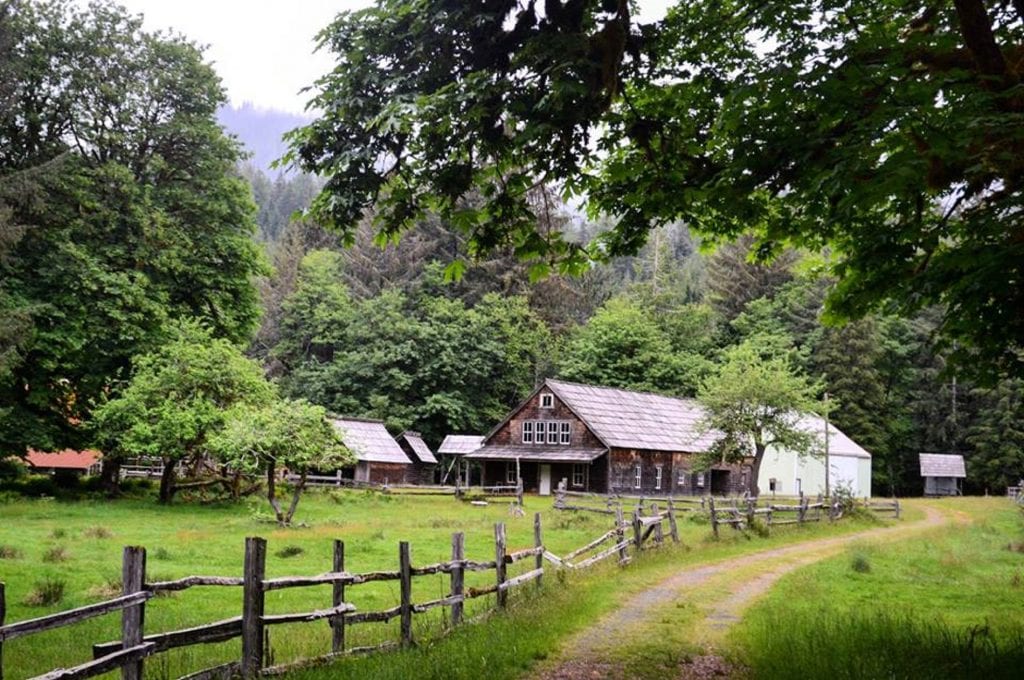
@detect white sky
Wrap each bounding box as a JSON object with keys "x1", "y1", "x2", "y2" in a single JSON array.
[{"x1": 91, "y1": 1, "x2": 674, "y2": 115}]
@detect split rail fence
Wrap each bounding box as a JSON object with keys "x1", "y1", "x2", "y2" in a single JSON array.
[{"x1": 0, "y1": 505, "x2": 680, "y2": 680}]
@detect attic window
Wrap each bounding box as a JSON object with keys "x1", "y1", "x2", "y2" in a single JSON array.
[{"x1": 540, "y1": 393, "x2": 554, "y2": 408}]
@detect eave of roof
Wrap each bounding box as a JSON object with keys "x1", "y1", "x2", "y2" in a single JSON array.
[{"x1": 465, "y1": 445, "x2": 608, "y2": 463}]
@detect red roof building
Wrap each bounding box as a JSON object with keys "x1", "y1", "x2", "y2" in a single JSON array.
[{"x1": 25, "y1": 449, "x2": 103, "y2": 475}]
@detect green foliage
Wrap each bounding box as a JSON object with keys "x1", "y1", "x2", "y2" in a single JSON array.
[
  {"x1": 91, "y1": 321, "x2": 273, "y2": 502},
  {"x1": 557, "y1": 296, "x2": 710, "y2": 395},
  {"x1": 0, "y1": 0, "x2": 264, "y2": 456},
  {"x1": 293, "y1": 0, "x2": 1024, "y2": 378},
  {"x1": 698, "y1": 339, "x2": 822, "y2": 495},
  {"x1": 274, "y1": 250, "x2": 549, "y2": 444},
  {"x1": 966, "y1": 379, "x2": 1024, "y2": 492}
]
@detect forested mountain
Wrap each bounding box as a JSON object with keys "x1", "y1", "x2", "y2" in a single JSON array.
[{"x1": 217, "y1": 103, "x2": 308, "y2": 176}]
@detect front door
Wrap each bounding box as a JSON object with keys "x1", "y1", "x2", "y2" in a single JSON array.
[{"x1": 539, "y1": 464, "x2": 552, "y2": 496}]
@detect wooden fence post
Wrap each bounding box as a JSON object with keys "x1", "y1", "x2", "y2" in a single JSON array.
[
  {"x1": 615, "y1": 507, "x2": 628, "y2": 564},
  {"x1": 494, "y1": 523, "x2": 507, "y2": 608},
  {"x1": 667, "y1": 499, "x2": 679, "y2": 544},
  {"x1": 709, "y1": 497, "x2": 719, "y2": 538},
  {"x1": 121, "y1": 546, "x2": 146, "y2": 680},
  {"x1": 894, "y1": 499, "x2": 901, "y2": 520},
  {"x1": 745, "y1": 498, "x2": 755, "y2": 530},
  {"x1": 332, "y1": 540, "x2": 345, "y2": 654},
  {"x1": 1, "y1": 582, "x2": 6, "y2": 680},
  {"x1": 533, "y1": 513, "x2": 543, "y2": 590},
  {"x1": 241, "y1": 537, "x2": 267, "y2": 678},
  {"x1": 798, "y1": 497, "x2": 807, "y2": 525},
  {"x1": 450, "y1": 532, "x2": 465, "y2": 626},
  {"x1": 399, "y1": 541, "x2": 413, "y2": 646},
  {"x1": 651, "y1": 503, "x2": 663, "y2": 545},
  {"x1": 632, "y1": 510, "x2": 642, "y2": 550}
]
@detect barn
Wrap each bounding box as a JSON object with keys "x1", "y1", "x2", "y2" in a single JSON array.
[
  {"x1": 758, "y1": 416, "x2": 873, "y2": 498},
  {"x1": 464, "y1": 379, "x2": 750, "y2": 496},
  {"x1": 920, "y1": 453, "x2": 966, "y2": 496},
  {"x1": 330, "y1": 417, "x2": 411, "y2": 485},
  {"x1": 397, "y1": 431, "x2": 438, "y2": 484}
]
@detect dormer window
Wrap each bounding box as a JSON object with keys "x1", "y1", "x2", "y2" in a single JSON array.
[{"x1": 540, "y1": 392, "x2": 554, "y2": 408}]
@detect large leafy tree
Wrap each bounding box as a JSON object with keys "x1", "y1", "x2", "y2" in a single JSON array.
[
  {"x1": 92, "y1": 321, "x2": 274, "y2": 504},
  {"x1": 292, "y1": 0, "x2": 1024, "y2": 378},
  {"x1": 698, "y1": 339, "x2": 823, "y2": 497},
  {"x1": 209, "y1": 399, "x2": 353, "y2": 526},
  {"x1": 0, "y1": 0, "x2": 264, "y2": 457}
]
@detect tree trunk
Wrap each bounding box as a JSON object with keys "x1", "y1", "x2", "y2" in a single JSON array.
[
  {"x1": 158, "y1": 458, "x2": 177, "y2": 504},
  {"x1": 283, "y1": 471, "x2": 307, "y2": 526},
  {"x1": 749, "y1": 443, "x2": 766, "y2": 498},
  {"x1": 99, "y1": 457, "x2": 122, "y2": 496},
  {"x1": 266, "y1": 462, "x2": 285, "y2": 524}
]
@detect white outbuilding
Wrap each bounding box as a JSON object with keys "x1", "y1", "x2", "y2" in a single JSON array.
[{"x1": 757, "y1": 416, "x2": 873, "y2": 498}]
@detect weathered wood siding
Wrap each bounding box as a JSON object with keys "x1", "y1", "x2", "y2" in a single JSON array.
[
  {"x1": 358, "y1": 462, "x2": 412, "y2": 485},
  {"x1": 607, "y1": 449, "x2": 748, "y2": 496},
  {"x1": 488, "y1": 390, "x2": 603, "y2": 449},
  {"x1": 481, "y1": 458, "x2": 609, "y2": 493}
]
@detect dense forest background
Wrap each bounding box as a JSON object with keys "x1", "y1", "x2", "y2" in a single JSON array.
[{"x1": 242, "y1": 158, "x2": 1023, "y2": 497}]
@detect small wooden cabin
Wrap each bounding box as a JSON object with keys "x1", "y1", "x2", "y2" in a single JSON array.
[
  {"x1": 330, "y1": 417, "x2": 411, "y2": 485},
  {"x1": 920, "y1": 453, "x2": 965, "y2": 496},
  {"x1": 465, "y1": 379, "x2": 749, "y2": 496},
  {"x1": 397, "y1": 431, "x2": 438, "y2": 484}
]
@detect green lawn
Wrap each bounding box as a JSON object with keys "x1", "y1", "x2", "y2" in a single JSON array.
[
  {"x1": 728, "y1": 497, "x2": 1024, "y2": 679},
  {"x1": 0, "y1": 488, "x2": 898, "y2": 679}
]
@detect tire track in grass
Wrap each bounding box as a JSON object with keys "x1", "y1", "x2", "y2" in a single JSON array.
[{"x1": 533, "y1": 504, "x2": 949, "y2": 680}]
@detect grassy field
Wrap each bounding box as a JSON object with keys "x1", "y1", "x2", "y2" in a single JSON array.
[
  {"x1": 728, "y1": 497, "x2": 1024, "y2": 679},
  {"x1": 0, "y1": 488, "x2": 891, "y2": 679}
]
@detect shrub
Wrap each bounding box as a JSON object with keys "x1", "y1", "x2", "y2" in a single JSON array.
[
  {"x1": 0, "y1": 545, "x2": 21, "y2": 559},
  {"x1": 50, "y1": 528, "x2": 67, "y2": 539},
  {"x1": 0, "y1": 457, "x2": 28, "y2": 480},
  {"x1": 86, "y1": 577, "x2": 122, "y2": 599},
  {"x1": 275, "y1": 545, "x2": 305, "y2": 559},
  {"x1": 83, "y1": 526, "x2": 113, "y2": 539},
  {"x1": 153, "y1": 547, "x2": 172, "y2": 560},
  {"x1": 19, "y1": 475, "x2": 58, "y2": 497},
  {"x1": 24, "y1": 578, "x2": 66, "y2": 606},
  {"x1": 850, "y1": 552, "x2": 871, "y2": 573},
  {"x1": 43, "y1": 545, "x2": 69, "y2": 563}
]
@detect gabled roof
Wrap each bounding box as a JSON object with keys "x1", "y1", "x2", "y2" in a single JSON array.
[
  {"x1": 437, "y1": 434, "x2": 485, "y2": 455},
  {"x1": 25, "y1": 449, "x2": 102, "y2": 470},
  {"x1": 330, "y1": 418, "x2": 410, "y2": 464},
  {"x1": 794, "y1": 415, "x2": 871, "y2": 459},
  {"x1": 919, "y1": 453, "x2": 966, "y2": 478},
  {"x1": 400, "y1": 431, "x2": 437, "y2": 464},
  {"x1": 544, "y1": 379, "x2": 720, "y2": 452}
]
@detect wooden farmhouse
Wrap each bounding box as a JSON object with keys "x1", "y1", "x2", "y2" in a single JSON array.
[
  {"x1": 330, "y1": 417, "x2": 411, "y2": 485},
  {"x1": 920, "y1": 453, "x2": 966, "y2": 496},
  {"x1": 464, "y1": 379, "x2": 750, "y2": 495},
  {"x1": 397, "y1": 431, "x2": 438, "y2": 484},
  {"x1": 437, "y1": 434, "x2": 484, "y2": 485}
]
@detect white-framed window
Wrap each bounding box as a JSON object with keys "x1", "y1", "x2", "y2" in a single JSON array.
[
  {"x1": 572, "y1": 463, "x2": 586, "y2": 488},
  {"x1": 546, "y1": 421, "x2": 558, "y2": 444},
  {"x1": 560, "y1": 421, "x2": 571, "y2": 445},
  {"x1": 695, "y1": 472, "x2": 705, "y2": 488},
  {"x1": 634, "y1": 465, "x2": 642, "y2": 489},
  {"x1": 505, "y1": 463, "x2": 517, "y2": 484},
  {"x1": 540, "y1": 392, "x2": 554, "y2": 408},
  {"x1": 678, "y1": 470, "x2": 687, "y2": 486},
  {"x1": 522, "y1": 421, "x2": 534, "y2": 444},
  {"x1": 655, "y1": 465, "x2": 663, "y2": 490}
]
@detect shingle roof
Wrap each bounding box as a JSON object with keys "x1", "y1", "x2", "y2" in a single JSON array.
[
  {"x1": 400, "y1": 432, "x2": 437, "y2": 464},
  {"x1": 330, "y1": 418, "x2": 410, "y2": 464},
  {"x1": 465, "y1": 445, "x2": 607, "y2": 463},
  {"x1": 545, "y1": 379, "x2": 720, "y2": 451},
  {"x1": 437, "y1": 434, "x2": 485, "y2": 455},
  {"x1": 919, "y1": 453, "x2": 966, "y2": 478},
  {"x1": 795, "y1": 415, "x2": 871, "y2": 459},
  {"x1": 25, "y1": 449, "x2": 102, "y2": 470}
]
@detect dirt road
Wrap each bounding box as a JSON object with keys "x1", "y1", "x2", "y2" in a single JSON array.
[{"x1": 534, "y1": 504, "x2": 950, "y2": 679}]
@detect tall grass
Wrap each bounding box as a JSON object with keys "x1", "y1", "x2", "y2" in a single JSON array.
[{"x1": 737, "y1": 611, "x2": 1024, "y2": 679}]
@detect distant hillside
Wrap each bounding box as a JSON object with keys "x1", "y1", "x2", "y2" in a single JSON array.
[{"x1": 217, "y1": 103, "x2": 310, "y2": 176}]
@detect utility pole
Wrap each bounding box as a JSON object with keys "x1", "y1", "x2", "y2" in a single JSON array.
[{"x1": 823, "y1": 391, "x2": 831, "y2": 499}]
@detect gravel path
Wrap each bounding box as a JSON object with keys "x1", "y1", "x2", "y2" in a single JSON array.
[{"x1": 534, "y1": 505, "x2": 949, "y2": 679}]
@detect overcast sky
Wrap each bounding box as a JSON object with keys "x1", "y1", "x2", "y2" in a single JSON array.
[{"x1": 93, "y1": 1, "x2": 674, "y2": 115}]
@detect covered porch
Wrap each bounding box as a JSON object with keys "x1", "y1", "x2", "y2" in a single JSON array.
[{"x1": 465, "y1": 445, "x2": 608, "y2": 495}]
